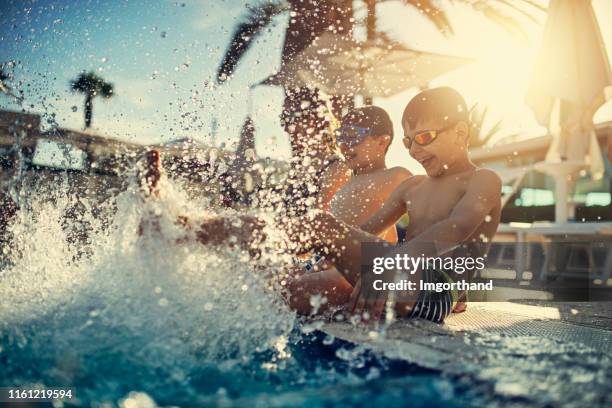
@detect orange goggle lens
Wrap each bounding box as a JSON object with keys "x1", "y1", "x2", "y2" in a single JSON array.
[
  {"x1": 414, "y1": 130, "x2": 437, "y2": 145},
  {"x1": 403, "y1": 130, "x2": 438, "y2": 148}
]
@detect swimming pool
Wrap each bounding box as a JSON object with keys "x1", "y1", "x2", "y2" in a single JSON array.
[{"x1": 1, "y1": 179, "x2": 610, "y2": 408}]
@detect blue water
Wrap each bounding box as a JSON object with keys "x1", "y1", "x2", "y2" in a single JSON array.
[
  {"x1": 1, "y1": 180, "x2": 610, "y2": 408},
  {"x1": 3, "y1": 308, "x2": 610, "y2": 408},
  {"x1": 0, "y1": 320, "x2": 503, "y2": 408}
]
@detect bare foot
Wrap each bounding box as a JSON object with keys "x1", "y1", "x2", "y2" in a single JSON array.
[{"x1": 452, "y1": 301, "x2": 467, "y2": 313}]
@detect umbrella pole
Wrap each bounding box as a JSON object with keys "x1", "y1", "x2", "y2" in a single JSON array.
[
  {"x1": 534, "y1": 161, "x2": 585, "y2": 224},
  {"x1": 553, "y1": 171, "x2": 569, "y2": 223}
]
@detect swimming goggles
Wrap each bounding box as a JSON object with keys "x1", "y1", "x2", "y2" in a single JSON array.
[
  {"x1": 402, "y1": 123, "x2": 456, "y2": 149},
  {"x1": 334, "y1": 125, "x2": 373, "y2": 147}
]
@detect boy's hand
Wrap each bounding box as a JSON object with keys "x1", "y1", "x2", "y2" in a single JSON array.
[{"x1": 349, "y1": 267, "x2": 396, "y2": 322}]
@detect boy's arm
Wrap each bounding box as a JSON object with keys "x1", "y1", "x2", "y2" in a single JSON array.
[
  {"x1": 360, "y1": 177, "x2": 416, "y2": 236},
  {"x1": 403, "y1": 169, "x2": 501, "y2": 256},
  {"x1": 352, "y1": 170, "x2": 501, "y2": 320},
  {"x1": 318, "y1": 160, "x2": 352, "y2": 210}
]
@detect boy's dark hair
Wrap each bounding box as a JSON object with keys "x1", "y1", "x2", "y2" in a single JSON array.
[
  {"x1": 341, "y1": 106, "x2": 394, "y2": 151},
  {"x1": 402, "y1": 87, "x2": 469, "y2": 131}
]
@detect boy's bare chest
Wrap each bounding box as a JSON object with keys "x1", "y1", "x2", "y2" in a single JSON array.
[
  {"x1": 334, "y1": 173, "x2": 394, "y2": 205},
  {"x1": 403, "y1": 178, "x2": 469, "y2": 236}
]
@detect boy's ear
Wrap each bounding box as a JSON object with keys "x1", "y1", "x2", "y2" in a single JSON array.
[
  {"x1": 454, "y1": 121, "x2": 469, "y2": 146},
  {"x1": 379, "y1": 134, "x2": 391, "y2": 150}
]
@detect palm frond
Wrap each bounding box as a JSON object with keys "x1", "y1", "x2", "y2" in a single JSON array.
[
  {"x1": 470, "y1": 0, "x2": 545, "y2": 38},
  {"x1": 469, "y1": 103, "x2": 503, "y2": 148},
  {"x1": 481, "y1": 118, "x2": 503, "y2": 144},
  {"x1": 100, "y1": 82, "x2": 114, "y2": 98},
  {"x1": 471, "y1": 1, "x2": 527, "y2": 39},
  {"x1": 399, "y1": 0, "x2": 454, "y2": 34},
  {"x1": 70, "y1": 71, "x2": 114, "y2": 97},
  {"x1": 395, "y1": 0, "x2": 544, "y2": 39},
  {"x1": 217, "y1": 1, "x2": 289, "y2": 83},
  {"x1": 493, "y1": 0, "x2": 544, "y2": 24}
]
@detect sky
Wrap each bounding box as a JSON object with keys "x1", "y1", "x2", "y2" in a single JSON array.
[{"x1": 1, "y1": 0, "x2": 611, "y2": 174}]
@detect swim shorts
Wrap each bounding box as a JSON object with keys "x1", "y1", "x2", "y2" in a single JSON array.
[{"x1": 405, "y1": 268, "x2": 458, "y2": 323}]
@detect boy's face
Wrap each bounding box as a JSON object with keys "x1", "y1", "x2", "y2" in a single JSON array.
[
  {"x1": 337, "y1": 129, "x2": 389, "y2": 171},
  {"x1": 402, "y1": 117, "x2": 469, "y2": 177}
]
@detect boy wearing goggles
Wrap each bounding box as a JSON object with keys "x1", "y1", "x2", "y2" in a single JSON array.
[
  {"x1": 331, "y1": 106, "x2": 411, "y2": 243},
  {"x1": 287, "y1": 106, "x2": 412, "y2": 315},
  {"x1": 291, "y1": 87, "x2": 502, "y2": 322}
]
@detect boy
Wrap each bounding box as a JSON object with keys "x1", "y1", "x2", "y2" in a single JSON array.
[
  {"x1": 287, "y1": 106, "x2": 411, "y2": 314},
  {"x1": 293, "y1": 87, "x2": 502, "y2": 323}
]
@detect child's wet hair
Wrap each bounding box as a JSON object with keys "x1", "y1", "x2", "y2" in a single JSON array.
[
  {"x1": 402, "y1": 87, "x2": 469, "y2": 130},
  {"x1": 341, "y1": 105, "x2": 394, "y2": 152}
]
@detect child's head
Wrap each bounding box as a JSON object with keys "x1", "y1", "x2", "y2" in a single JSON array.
[
  {"x1": 401, "y1": 87, "x2": 470, "y2": 177},
  {"x1": 336, "y1": 106, "x2": 393, "y2": 172}
]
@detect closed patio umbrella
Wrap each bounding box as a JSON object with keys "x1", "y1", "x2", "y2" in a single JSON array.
[{"x1": 525, "y1": 0, "x2": 611, "y2": 223}]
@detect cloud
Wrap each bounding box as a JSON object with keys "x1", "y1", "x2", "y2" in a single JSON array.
[
  {"x1": 190, "y1": 2, "x2": 244, "y2": 32},
  {"x1": 118, "y1": 78, "x2": 162, "y2": 109}
]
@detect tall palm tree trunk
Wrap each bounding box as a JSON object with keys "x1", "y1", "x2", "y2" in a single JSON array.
[
  {"x1": 364, "y1": 0, "x2": 376, "y2": 105},
  {"x1": 84, "y1": 93, "x2": 93, "y2": 128}
]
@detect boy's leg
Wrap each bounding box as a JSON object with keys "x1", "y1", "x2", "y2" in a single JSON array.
[
  {"x1": 137, "y1": 149, "x2": 265, "y2": 250},
  {"x1": 297, "y1": 211, "x2": 384, "y2": 286},
  {"x1": 297, "y1": 212, "x2": 426, "y2": 319}
]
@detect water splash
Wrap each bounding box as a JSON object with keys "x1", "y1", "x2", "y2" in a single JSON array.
[{"x1": 0, "y1": 174, "x2": 297, "y2": 405}]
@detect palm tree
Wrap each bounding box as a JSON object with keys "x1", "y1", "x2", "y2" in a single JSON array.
[
  {"x1": 468, "y1": 104, "x2": 518, "y2": 149},
  {"x1": 70, "y1": 71, "x2": 114, "y2": 129},
  {"x1": 217, "y1": 0, "x2": 544, "y2": 84},
  {"x1": 217, "y1": 0, "x2": 543, "y2": 154}
]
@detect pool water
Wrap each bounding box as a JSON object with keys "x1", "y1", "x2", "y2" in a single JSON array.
[{"x1": 1, "y1": 177, "x2": 610, "y2": 408}]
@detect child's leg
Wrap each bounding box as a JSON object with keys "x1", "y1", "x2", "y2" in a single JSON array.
[
  {"x1": 137, "y1": 150, "x2": 265, "y2": 250},
  {"x1": 297, "y1": 211, "x2": 384, "y2": 286}
]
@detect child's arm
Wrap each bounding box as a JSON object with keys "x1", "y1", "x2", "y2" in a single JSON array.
[
  {"x1": 318, "y1": 160, "x2": 352, "y2": 211},
  {"x1": 360, "y1": 177, "x2": 419, "y2": 236},
  {"x1": 403, "y1": 169, "x2": 501, "y2": 256},
  {"x1": 351, "y1": 170, "x2": 501, "y2": 320}
]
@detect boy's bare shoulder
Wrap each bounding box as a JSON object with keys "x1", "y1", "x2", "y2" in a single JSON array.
[
  {"x1": 386, "y1": 166, "x2": 413, "y2": 181},
  {"x1": 395, "y1": 174, "x2": 427, "y2": 193},
  {"x1": 469, "y1": 168, "x2": 502, "y2": 188}
]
